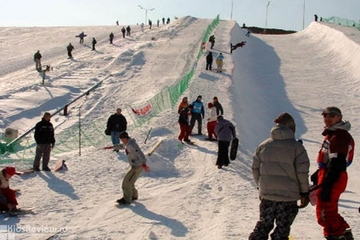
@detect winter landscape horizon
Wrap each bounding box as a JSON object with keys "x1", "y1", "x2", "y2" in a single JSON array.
[{"x1": 0, "y1": 15, "x2": 360, "y2": 239}]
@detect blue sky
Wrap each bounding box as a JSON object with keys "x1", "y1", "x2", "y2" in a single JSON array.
[{"x1": 1, "y1": 0, "x2": 359, "y2": 31}]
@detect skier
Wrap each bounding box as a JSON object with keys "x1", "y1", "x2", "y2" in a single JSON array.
[
  {"x1": 33, "y1": 50, "x2": 42, "y2": 71},
  {"x1": 209, "y1": 35, "x2": 215, "y2": 49},
  {"x1": 190, "y1": 95, "x2": 205, "y2": 135},
  {"x1": 0, "y1": 167, "x2": 18, "y2": 212},
  {"x1": 67, "y1": 43, "x2": 74, "y2": 58},
  {"x1": 109, "y1": 32, "x2": 114, "y2": 44},
  {"x1": 206, "y1": 52, "x2": 213, "y2": 70},
  {"x1": 216, "y1": 53, "x2": 224, "y2": 73},
  {"x1": 116, "y1": 132, "x2": 150, "y2": 205},
  {"x1": 230, "y1": 41, "x2": 246, "y2": 54},
  {"x1": 92, "y1": 37, "x2": 97, "y2": 51}
]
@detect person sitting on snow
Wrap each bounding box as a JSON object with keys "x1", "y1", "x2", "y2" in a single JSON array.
[{"x1": 0, "y1": 167, "x2": 18, "y2": 212}]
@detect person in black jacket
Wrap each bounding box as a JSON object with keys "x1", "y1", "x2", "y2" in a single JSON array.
[
  {"x1": 206, "y1": 52, "x2": 213, "y2": 70},
  {"x1": 213, "y1": 96, "x2": 224, "y2": 116},
  {"x1": 34, "y1": 50, "x2": 42, "y2": 70},
  {"x1": 106, "y1": 108, "x2": 127, "y2": 150},
  {"x1": 32, "y1": 112, "x2": 55, "y2": 171},
  {"x1": 92, "y1": 38, "x2": 97, "y2": 51},
  {"x1": 67, "y1": 43, "x2": 74, "y2": 58},
  {"x1": 178, "y1": 105, "x2": 193, "y2": 143},
  {"x1": 109, "y1": 32, "x2": 114, "y2": 44}
]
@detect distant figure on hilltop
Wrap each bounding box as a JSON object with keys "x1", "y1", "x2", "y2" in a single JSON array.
[
  {"x1": 157, "y1": 19, "x2": 160, "y2": 27},
  {"x1": 109, "y1": 32, "x2": 114, "y2": 44},
  {"x1": 92, "y1": 38, "x2": 97, "y2": 51},
  {"x1": 33, "y1": 50, "x2": 42, "y2": 71},
  {"x1": 162, "y1": 17, "x2": 165, "y2": 25},
  {"x1": 149, "y1": 19, "x2": 152, "y2": 29},
  {"x1": 126, "y1": 25, "x2": 131, "y2": 36},
  {"x1": 166, "y1": 17, "x2": 170, "y2": 24},
  {"x1": 230, "y1": 41, "x2": 246, "y2": 54},
  {"x1": 140, "y1": 23, "x2": 144, "y2": 32},
  {"x1": 77, "y1": 32, "x2": 86, "y2": 44},
  {"x1": 121, "y1": 27, "x2": 126, "y2": 38},
  {"x1": 67, "y1": 43, "x2": 74, "y2": 58},
  {"x1": 314, "y1": 14, "x2": 318, "y2": 22},
  {"x1": 116, "y1": 20, "x2": 119, "y2": 26}
]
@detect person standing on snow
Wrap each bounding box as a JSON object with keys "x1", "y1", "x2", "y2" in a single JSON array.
[
  {"x1": 109, "y1": 32, "x2": 114, "y2": 44},
  {"x1": 249, "y1": 112, "x2": 310, "y2": 240},
  {"x1": 206, "y1": 52, "x2": 213, "y2": 71},
  {"x1": 209, "y1": 35, "x2": 215, "y2": 49},
  {"x1": 206, "y1": 102, "x2": 217, "y2": 140},
  {"x1": 33, "y1": 50, "x2": 42, "y2": 71},
  {"x1": 214, "y1": 116, "x2": 236, "y2": 169},
  {"x1": 178, "y1": 104, "x2": 193, "y2": 143},
  {"x1": 32, "y1": 112, "x2": 55, "y2": 171},
  {"x1": 116, "y1": 132, "x2": 150, "y2": 205},
  {"x1": 121, "y1": 27, "x2": 126, "y2": 38},
  {"x1": 91, "y1": 38, "x2": 97, "y2": 51},
  {"x1": 126, "y1": 26, "x2": 131, "y2": 36},
  {"x1": 216, "y1": 53, "x2": 224, "y2": 73},
  {"x1": 67, "y1": 43, "x2": 74, "y2": 58},
  {"x1": 190, "y1": 95, "x2": 205, "y2": 135},
  {"x1": 212, "y1": 96, "x2": 224, "y2": 116},
  {"x1": 177, "y1": 97, "x2": 189, "y2": 114},
  {"x1": 106, "y1": 108, "x2": 127, "y2": 151},
  {"x1": 310, "y1": 107, "x2": 354, "y2": 240}
]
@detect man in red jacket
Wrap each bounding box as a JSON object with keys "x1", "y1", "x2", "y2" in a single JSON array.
[{"x1": 311, "y1": 107, "x2": 354, "y2": 240}]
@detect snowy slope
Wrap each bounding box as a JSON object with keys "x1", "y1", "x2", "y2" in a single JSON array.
[{"x1": 0, "y1": 17, "x2": 359, "y2": 239}]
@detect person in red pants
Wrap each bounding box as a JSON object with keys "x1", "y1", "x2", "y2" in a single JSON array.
[
  {"x1": 311, "y1": 107, "x2": 355, "y2": 240},
  {"x1": 178, "y1": 105, "x2": 193, "y2": 143},
  {"x1": 0, "y1": 167, "x2": 18, "y2": 212},
  {"x1": 206, "y1": 102, "x2": 217, "y2": 140}
]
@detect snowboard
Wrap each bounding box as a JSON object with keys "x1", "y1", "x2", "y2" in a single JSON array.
[
  {"x1": 15, "y1": 169, "x2": 35, "y2": 175},
  {"x1": 147, "y1": 139, "x2": 163, "y2": 156},
  {"x1": 230, "y1": 137, "x2": 239, "y2": 160},
  {"x1": 204, "y1": 138, "x2": 217, "y2": 142},
  {"x1": 53, "y1": 159, "x2": 67, "y2": 172},
  {"x1": 1, "y1": 207, "x2": 36, "y2": 217},
  {"x1": 230, "y1": 43, "x2": 233, "y2": 54}
]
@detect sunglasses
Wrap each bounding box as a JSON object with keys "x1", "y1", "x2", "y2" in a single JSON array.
[{"x1": 322, "y1": 113, "x2": 337, "y2": 118}]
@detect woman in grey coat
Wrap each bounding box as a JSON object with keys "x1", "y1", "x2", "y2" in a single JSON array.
[{"x1": 214, "y1": 116, "x2": 236, "y2": 169}]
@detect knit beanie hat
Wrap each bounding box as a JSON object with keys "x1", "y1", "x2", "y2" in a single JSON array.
[
  {"x1": 4, "y1": 166, "x2": 16, "y2": 177},
  {"x1": 274, "y1": 112, "x2": 296, "y2": 132},
  {"x1": 119, "y1": 131, "x2": 130, "y2": 139},
  {"x1": 208, "y1": 102, "x2": 214, "y2": 108}
]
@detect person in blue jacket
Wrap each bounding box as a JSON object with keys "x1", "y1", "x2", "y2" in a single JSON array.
[{"x1": 190, "y1": 95, "x2": 205, "y2": 135}]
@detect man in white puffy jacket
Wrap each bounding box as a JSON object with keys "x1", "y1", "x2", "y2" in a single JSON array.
[
  {"x1": 249, "y1": 112, "x2": 310, "y2": 240},
  {"x1": 117, "y1": 132, "x2": 150, "y2": 205}
]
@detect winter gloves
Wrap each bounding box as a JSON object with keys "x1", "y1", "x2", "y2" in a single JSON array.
[{"x1": 298, "y1": 192, "x2": 310, "y2": 208}]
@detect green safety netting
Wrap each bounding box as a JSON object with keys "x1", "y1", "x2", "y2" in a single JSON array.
[
  {"x1": 322, "y1": 16, "x2": 360, "y2": 31},
  {"x1": 1, "y1": 15, "x2": 220, "y2": 162}
]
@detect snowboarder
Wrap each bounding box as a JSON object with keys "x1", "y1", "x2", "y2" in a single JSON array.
[
  {"x1": 190, "y1": 95, "x2": 205, "y2": 135},
  {"x1": 215, "y1": 53, "x2": 224, "y2": 73},
  {"x1": 311, "y1": 107, "x2": 354, "y2": 239},
  {"x1": 92, "y1": 37, "x2": 97, "y2": 51},
  {"x1": 116, "y1": 132, "x2": 150, "y2": 205},
  {"x1": 109, "y1": 32, "x2": 114, "y2": 44},
  {"x1": 0, "y1": 167, "x2": 18, "y2": 212},
  {"x1": 230, "y1": 41, "x2": 246, "y2": 54},
  {"x1": 67, "y1": 43, "x2": 74, "y2": 58},
  {"x1": 206, "y1": 52, "x2": 213, "y2": 70},
  {"x1": 209, "y1": 35, "x2": 215, "y2": 49},
  {"x1": 249, "y1": 112, "x2": 310, "y2": 239},
  {"x1": 214, "y1": 116, "x2": 236, "y2": 169},
  {"x1": 33, "y1": 50, "x2": 42, "y2": 71},
  {"x1": 78, "y1": 32, "x2": 86, "y2": 44}
]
